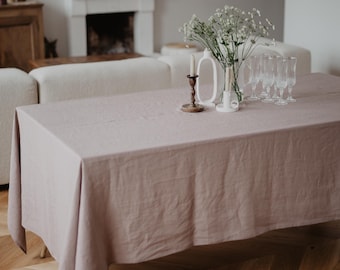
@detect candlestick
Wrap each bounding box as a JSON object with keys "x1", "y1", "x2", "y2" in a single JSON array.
[
  {"x1": 181, "y1": 75, "x2": 204, "y2": 113},
  {"x1": 216, "y1": 89, "x2": 239, "y2": 112},
  {"x1": 189, "y1": 54, "x2": 195, "y2": 76},
  {"x1": 216, "y1": 70, "x2": 239, "y2": 113}
]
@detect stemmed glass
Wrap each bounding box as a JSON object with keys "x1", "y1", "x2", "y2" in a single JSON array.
[
  {"x1": 258, "y1": 54, "x2": 268, "y2": 99},
  {"x1": 272, "y1": 55, "x2": 282, "y2": 101},
  {"x1": 261, "y1": 55, "x2": 275, "y2": 103},
  {"x1": 275, "y1": 58, "x2": 288, "y2": 105},
  {"x1": 246, "y1": 55, "x2": 260, "y2": 101},
  {"x1": 286, "y1": 56, "x2": 297, "y2": 102}
]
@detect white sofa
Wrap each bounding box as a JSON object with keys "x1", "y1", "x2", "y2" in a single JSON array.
[{"x1": 0, "y1": 39, "x2": 311, "y2": 186}]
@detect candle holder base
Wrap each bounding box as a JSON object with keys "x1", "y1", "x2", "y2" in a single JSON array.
[
  {"x1": 216, "y1": 104, "x2": 238, "y2": 112},
  {"x1": 181, "y1": 103, "x2": 204, "y2": 113}
]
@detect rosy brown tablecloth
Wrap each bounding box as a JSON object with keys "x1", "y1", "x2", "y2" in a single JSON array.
[{"x1": 8, "y1": 73, "x2": 340, "y2": 269}]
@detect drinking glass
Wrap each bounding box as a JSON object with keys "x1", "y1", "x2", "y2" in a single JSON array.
[
  {"x1": 261, "y1": 55, "x2": 275, "y2": 103},
  {"x1": 286, "y1": 56, "x2": 297, "y2": 102},
  {"x1": 258, "y1": 54, "x2": 268, "y2": 99},
  {"x1": 275, "y1": 58, "x2": 288, "y2": 105},
  {"x1": 272, "y1": 55, "x2": 282, "y2": 100},
  {"x1": 246, "y1": 55, "x2": 260, "y2": 101}
]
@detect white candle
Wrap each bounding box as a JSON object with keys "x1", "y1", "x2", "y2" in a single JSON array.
[
  {"x1": 225, "y1": 67, "x2": 230, "y2": 91},
  {"x1": 190, "y1": 54, "x2": 195, "y2": 76},
  {"x1": 228, "y1": 67, "x2": 234, "y2": 92}
]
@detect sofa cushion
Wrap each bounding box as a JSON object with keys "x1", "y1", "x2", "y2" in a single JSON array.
[
  {"x1": 30, "y1": 57, "x2": 172, "y2": 104},
  {"x1": 251, "y1": 38, "x2": 311, "y2": 76},
  {"x1": 158, "y1": 51, "x2": 220, "y2": 88},
  {"x1": 0, "y1": 68, "x2": 38, "y2": 185},
  {"x1": 159, "y1": 38, "x2": 311, "y2": 91}
]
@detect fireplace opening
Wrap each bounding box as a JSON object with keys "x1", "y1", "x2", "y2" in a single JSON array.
[{"x1": 86, "y1": 12, "x2": 134, "y2": 55}]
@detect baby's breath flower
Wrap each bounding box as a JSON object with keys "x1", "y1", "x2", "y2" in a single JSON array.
[{"x1": 179, "y1": 5, "x2": 274, "y2": 101}]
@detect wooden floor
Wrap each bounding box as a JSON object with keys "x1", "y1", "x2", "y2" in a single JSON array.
[{"x1": 1, "y1": 188, "x2": 340, "y2": 270}]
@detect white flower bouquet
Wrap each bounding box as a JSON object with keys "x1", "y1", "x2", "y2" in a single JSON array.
[{"x1": 180, "y1": 5, "x2": 275, "y2": 101}]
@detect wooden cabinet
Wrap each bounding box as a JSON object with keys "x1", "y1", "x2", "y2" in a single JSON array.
[{"x1": 0, "y1": 2, "x2": 44, "y2": 72}]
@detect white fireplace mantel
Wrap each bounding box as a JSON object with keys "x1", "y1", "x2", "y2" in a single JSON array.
[{"x1": 66, "y1": 0, "x2": 155, "y2": 56}]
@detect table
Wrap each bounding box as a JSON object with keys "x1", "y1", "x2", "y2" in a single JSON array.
[{"x1": 8, "y1": 73, "x2": 340, "y2": 270}]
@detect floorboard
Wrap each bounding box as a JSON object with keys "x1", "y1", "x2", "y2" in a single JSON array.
[{"x1": 1, "y1": 189, "x2": 340, "y2": 270}]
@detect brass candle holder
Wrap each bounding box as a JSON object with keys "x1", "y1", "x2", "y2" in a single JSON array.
[{"x1": 181, "y1": 75, "x2": 204, "y2": 113}]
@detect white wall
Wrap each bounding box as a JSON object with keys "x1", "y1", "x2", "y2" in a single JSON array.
[
  {"x1": 41, "y1": 0, "x2": 68, "y2": 57},
  {"x1": 154, "y1": 0, "x2": 284, "y2": 52},
  {"x1": 40, "y1": 0, "x2": 284, "y2": 57},
  {"x1": 284, "y1": 0, "x2": 340, "y2": 76}
]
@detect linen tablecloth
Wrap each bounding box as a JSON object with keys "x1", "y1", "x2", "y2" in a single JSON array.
[{"x1": 8, "y1": 73, "x2": 340, "y2": 269}]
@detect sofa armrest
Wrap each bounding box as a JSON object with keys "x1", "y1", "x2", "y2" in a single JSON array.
[{"x1": 0, "y1": 68, "x2": 38, "y2": 185}]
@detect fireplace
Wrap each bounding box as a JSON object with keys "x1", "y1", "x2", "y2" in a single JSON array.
[
  {"x1": 67, "y1": 0, "x2": 154, "y2": 56},
  {"x1": 86, "y1": 12, "x2": 134, "y2": 55}
]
